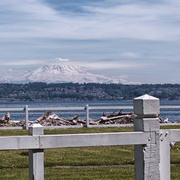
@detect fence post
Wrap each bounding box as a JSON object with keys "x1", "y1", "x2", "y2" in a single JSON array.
[
  {"x1": 159, "y1": 129, "x2": 170, "y2": 180},
  {"x1": 85, "y1": 104, "x2": 89, "y2": 127},
  {"x1": 25, "y1": 105, "x2": 29, "y2": 130},
  {"x1": 134, "y1": 94, "x2": 160, "y2": 180},
  {"x1": 28, "y1": 124, "x2": 44, "y2": 180}
]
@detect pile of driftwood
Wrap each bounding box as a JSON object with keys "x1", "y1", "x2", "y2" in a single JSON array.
[
  {"x1": 0, "y1": 110, "x2": 136, "y2": 127},
  {"x1": 32, "y1": 110, "x2": 86, "y2": 126},
  {"x1": 0, "y1": 109, "x2": 169, "y2": 127},
  {"x1": 32, "y1": 110, "x2": 137, "y2": 126},
  {"x1": 0, "y1": 112, "x2": 26, "y2": 127}
]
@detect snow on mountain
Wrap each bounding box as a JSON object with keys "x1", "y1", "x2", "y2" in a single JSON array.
[
  {"x1": 24, "y1": 64, "x2": 123, "y2": 84},
  {"x1": 0, "y1": 64, "x2": 125, "y2": 84},
  {"x1": 0, "y1": 69, "x2": 27, "y2": 83}
]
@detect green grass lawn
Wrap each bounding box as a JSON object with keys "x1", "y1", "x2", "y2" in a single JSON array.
[{"x1": 0, "y1": 126, "x2": 180, "y2": 179}]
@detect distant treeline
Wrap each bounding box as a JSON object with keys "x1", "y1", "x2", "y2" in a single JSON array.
[{"x1": 0, "y1": 82, "x2": 180, "y2": 101}]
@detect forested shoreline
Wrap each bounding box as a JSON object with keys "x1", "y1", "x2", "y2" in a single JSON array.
[{"x1": 0, "y1": 82, "x2": 180, "y2": 101}]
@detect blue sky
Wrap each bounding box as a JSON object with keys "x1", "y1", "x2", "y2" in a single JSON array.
[{"x1": 1, "y1": 0, "x2": 180, "y2": 84}]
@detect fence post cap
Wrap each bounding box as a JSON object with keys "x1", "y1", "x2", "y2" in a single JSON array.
[
  {"x1": 28, "y1": 124, "x2": 43, "y2": 135},
  {"x1": 29, "y1": 124, "x2": 43, "y2": 128},
  {"x1": 133, "y1": 94, "x2": 159, "y2": 117}
]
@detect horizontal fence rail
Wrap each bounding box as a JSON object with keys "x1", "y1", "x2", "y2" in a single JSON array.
[
  {"x1": 0, "y1": 108, "x2": 24, "y2": 111},
  {"x1": 169, "y1": 129, "x2": 180, "y2": 141},
  {"x1": 3, "y1": 105, "x2": 180, "y2": 111},
  {"x1": 160, "y1": 106, "x2": 180, "y2": 109},
  {"x1": 0, "y1": 131, "x2": 155, "y2": 150}
]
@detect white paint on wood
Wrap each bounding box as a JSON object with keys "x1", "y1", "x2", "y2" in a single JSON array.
[
  {"x1": 160, "y1": 130, "x2": 170, "y2": 180},
  {"x1": 25, "y1": 105, "x2": 29, "y2": 130},
  {"x1": 134, "y1": 94, "x2": 161, "y2": 180},
  {"x1": 39, "y1": 132, "x2": 155, "y2": 149},
  {"x1": 29, "y1": 124, "x2": 44, "y2": 180},
  {"x1": 134, "y1": 94, "x2": 159, "y2": 117},
  {"x1": 0, "y1": 132, "x2": 155, "y2": 150}
]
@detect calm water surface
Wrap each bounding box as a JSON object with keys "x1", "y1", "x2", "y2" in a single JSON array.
[{"x1": 0, "y1": 100, "x2": 180, "y2": 122}]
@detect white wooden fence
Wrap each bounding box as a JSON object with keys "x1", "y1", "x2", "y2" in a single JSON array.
[{"x1": 0, "y1": 94, "x2": 180, "y2": 179}]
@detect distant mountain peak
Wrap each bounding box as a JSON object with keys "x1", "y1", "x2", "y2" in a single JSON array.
[
  {"x1": 31, "y1": 64, "x2": 87, "y2": 76},
  {"x1": 25, "y1": 64, "x2": 122, "y2": 84},
  {"x1": 0, "y1": 63, "x2": 126, "y2": 84}
]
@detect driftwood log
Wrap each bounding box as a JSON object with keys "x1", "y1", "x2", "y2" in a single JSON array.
[
  {"x1": 99, "y1": 110, "x2": 136, "y2": 124},
  {"x1": 0, "y1": 112, "x2": 11, "y2": 125},
  {"x1": 36, "y1": 110, "x2": 53, "y2": 121}
]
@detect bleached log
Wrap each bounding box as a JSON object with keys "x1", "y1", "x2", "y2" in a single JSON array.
[
  {"x1": 69, "y1": 114, "x2": 80, "y2": 121},
  {"x1": 101, "y1": 114, "x2": 136, "y2": 121},
  {"x1": 36, "y1": 110, "x2": 53, "y2": 121}
]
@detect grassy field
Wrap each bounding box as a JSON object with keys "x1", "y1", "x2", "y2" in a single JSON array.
[{"x1": 0, "y1": 126, "x2": 180, "y2": 179}]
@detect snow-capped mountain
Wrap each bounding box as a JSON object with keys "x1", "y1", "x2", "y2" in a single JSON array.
[
  {"x1": 0, "y1": 64, "x2": 125, "y2": 84},
  {"x1": 23, "y1": 64, "x2": 123, "y2": 84}
]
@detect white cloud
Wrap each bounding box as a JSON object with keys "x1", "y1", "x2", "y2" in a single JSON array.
[
  {"x1": 49, "y1": 58, "x2": 70, "y2": 65},
  {"x1": 63, "y1": 60, "x2": 148, "y2": 70},
  {"x1": 2, "y1": 58, "x2": 145, "y2": 71},
  {"x1": 54, "y1": 58, "x2": 69, "y2": 62},
  {"x1": 1, "y1": 0, "x2": 180, "y2": 41},
  {"x1": 1, "y1": 60, "x2": 44, "y2": 66}
]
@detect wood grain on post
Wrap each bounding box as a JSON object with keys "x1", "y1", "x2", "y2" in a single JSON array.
[
  {"x1": 134, "y1": 94, "x2": 160, "y2": 180},
  {"x1": 28, "y1": 124, "x2": 44, "y2": 180}
]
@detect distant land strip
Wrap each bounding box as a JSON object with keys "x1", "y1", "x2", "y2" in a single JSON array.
[{"x1": 0, "y1": 82, "x2": 180, "y2": 101}]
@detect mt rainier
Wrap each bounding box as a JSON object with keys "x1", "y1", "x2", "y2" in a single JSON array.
[
  {"x1": 0, "y1": 64, "x2": 125, "y2": 84},
  {"x1": 24, "y1": 64, "x2": 123, "y2": 84}
]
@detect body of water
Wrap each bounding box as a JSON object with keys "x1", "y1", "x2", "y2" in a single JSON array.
[{"x1": 0, "y1": 100, "x2": 180, "y2": 122}]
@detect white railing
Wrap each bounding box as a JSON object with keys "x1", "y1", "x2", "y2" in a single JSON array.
[
  {"x1": 1, "y1": 104, "x2": 180, "y2": 130},
  {"x1": 0, "y1": 94, "x2": 179, "y2": 179},
  {"x1": 0, "y1": 105, "x2": 134, "y2": 130}
]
